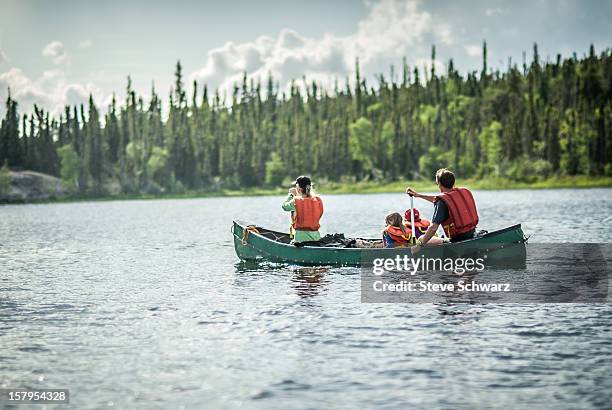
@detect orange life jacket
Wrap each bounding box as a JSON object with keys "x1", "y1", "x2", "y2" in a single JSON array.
[
  {"x1": 293, "y1": 196, "x2": 324, "y2": 231},
  {"x1": 384, "y1": 225, "x2": 412, "y2": 244},
  {"x1": 436, "y1": 188, "x2": 479, "y2": 238}
]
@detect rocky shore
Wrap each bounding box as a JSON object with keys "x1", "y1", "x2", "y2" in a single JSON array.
[{"x1": 0, "y1": 170, "x2": 69, "y2": 203}]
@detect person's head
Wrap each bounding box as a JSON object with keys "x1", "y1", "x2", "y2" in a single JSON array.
[
  {"x1": 404, "y1": 208, "x2": 421, "y2": 222},
  {"x1": 293, "y1": 175, "x2": 313, "y2": 197},
  {"x1": 435, "y1": 168, "x2": 455, "y2": 191},
  {"x1": 385, "y1": 212, "x2": 403, "y2": 227}
]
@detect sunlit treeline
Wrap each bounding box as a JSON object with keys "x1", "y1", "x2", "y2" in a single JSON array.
[{"x1": 0, "y1": 43, "x2": 611, "y2": 195}]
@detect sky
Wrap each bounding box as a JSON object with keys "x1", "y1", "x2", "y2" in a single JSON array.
[{"x1": 0, "y1": 0, "x2": 610, "y2": 116}]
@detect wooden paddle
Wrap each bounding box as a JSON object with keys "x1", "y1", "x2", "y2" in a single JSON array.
[{"x1": 409, "y1": 194, "x2": 416, "y2": 244}]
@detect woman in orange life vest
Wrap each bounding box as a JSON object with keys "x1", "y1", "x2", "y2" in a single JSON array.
[
  {"x1": 406, "y1": 168, "x2": 479, "y2": 254},
  {"x1": 281, "y1": 176, "x2": 324, "y2": 244}
]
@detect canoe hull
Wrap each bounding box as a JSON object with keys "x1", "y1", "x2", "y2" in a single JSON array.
[{"x1": 232, "y1": 221, "x2": 527, "y2": 267}]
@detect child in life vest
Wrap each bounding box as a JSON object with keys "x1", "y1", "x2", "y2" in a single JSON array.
[
  {"x1": 382, "y1": 212, "x2": 412, "y2": 248},
  {"x1": 404, "y1": 208, "x2": 431, "y2": 239},
  {"x1": 404, "y1": 208, "x2": 447, "y2": 245}
]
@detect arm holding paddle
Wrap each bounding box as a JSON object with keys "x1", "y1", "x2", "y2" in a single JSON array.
[
  {"x1": 406, "y1": 186, "x2": 447, "y2": 254},
  {"x1": 405, "y1": 187, "x2": 437, "y2": 203}
]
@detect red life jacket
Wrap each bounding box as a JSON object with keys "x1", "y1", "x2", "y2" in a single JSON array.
[
  {"x1": 384, "y1": 225, "x2": 412, "y2": 245},
  {"x1": 436, "y1": 188, "x2": 479, "y2": 238},
  {"x1": 293, "y1": 196, "x2": 324, "y2": 231}
]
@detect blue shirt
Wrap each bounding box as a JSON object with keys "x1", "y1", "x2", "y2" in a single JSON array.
[{"x1": 432, "y1": 200, "x2": 449, "y2": 224}]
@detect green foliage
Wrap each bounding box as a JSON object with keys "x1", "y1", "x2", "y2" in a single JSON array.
[
  {"x1": 366, "y1": 102, "x2": 382, "y2": 116},
  {"x1": 0, "y1": 160, "x2": 10, "y2": 195},
  {"x1": 147, "y1": 146, "x2": 169, "y2": 189},
  {"x1": 380, "y1": 120, "x2": 395, "y2": 161},
  {"x1": 418, "y1": 105, "x2": 437, "y2": 127},
  {"x1": 505, "y1": 157, "x2": 553, "y2": 182},
  {"x1": 478, "y1": 121, "x2": 503, "y2": 176},
  {"x1": 83, "y1": 95, "x2": 104, "y2": 194},
  {"x1": 57, "y1": 144, "x2": 80, "y2": 190},
  {"x1": 265, "y1": 152, "x2": 285, "y2": 187},
  {"x1": 419, "y1": 146, "x2": 453, "y2": 178},
  {"x1": 147, "y1": 146, "x2": 168, "y2": 175},
  {"x1": 0, "y1": 45, "x2": 610, "y2": 198},
  {"x1": 0, "y1": 95, "x2": 22, "y2": 167},
  {"x1": 349, "y1": 117, "x2": 374, "y2": 169}
]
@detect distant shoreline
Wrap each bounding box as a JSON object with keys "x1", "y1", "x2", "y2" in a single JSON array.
[{"x1": 2, "y1": 175, "x2": 611, "y2": 205}]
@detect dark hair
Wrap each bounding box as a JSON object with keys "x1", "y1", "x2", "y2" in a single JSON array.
[
  {"x1": 435, "y1": 168, "x2": 455, "y2": 189},
  {"x1": 294, "y1": 175, "x2": 313, "y2": 197}
]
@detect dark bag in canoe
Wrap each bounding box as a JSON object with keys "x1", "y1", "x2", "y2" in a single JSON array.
[{"x1": 293, "y1": 233, "x2": 351, "y2": 248}]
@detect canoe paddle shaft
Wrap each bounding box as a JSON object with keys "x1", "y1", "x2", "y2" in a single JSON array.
[{"x1": 410, "y1": 195, "x2": 416, "y2": 244}]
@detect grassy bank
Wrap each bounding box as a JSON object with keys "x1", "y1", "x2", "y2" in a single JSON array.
[
  {"x1": 5, "y1": 175, "x2": 610, "y2": 205},
  {"x1": 320, "y1": 175, "x2": 612, "y2": 194}
]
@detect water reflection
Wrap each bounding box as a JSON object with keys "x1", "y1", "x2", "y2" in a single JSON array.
[
  {"x1": 2, "y1": 190, "x2": 612, "y2": 409},
  {"x1": 234, "y1": 260, "x2": 279, "y2": 274},
  {"x1": 290, "y1": 267, "x2": 330, "y2": 298},
  {"x1": 233, "y1": 261, "x2": 329, "y2": 298}
]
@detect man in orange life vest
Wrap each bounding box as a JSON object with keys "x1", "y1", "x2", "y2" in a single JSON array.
[{"x1": 406, "y1": 168, "x2": 479, "y2": 254}]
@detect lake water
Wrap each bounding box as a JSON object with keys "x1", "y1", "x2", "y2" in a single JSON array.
[{"x1": 1, "y1": 189, "x2": 612, "y2": 409}]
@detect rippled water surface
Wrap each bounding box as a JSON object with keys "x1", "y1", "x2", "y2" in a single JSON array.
[{"x1": 1, "y1": 189, "x2": 612, "y2": 409}]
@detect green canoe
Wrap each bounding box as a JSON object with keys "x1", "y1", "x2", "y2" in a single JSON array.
[{"x1": 232, "y1": 220, "x2": 527, "y2": 267}]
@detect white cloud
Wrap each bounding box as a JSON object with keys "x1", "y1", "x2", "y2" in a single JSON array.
[
  {"x1": 78, "y1": 40, "x2": 93, "y2": 49},
  {"x1": 485, "y1": 8, "x2": 504, "y2": 16},
  {"x1": 464, "y1": 44, "x2": 482, "y2": 57},
  {"x1": 437, "y1": 25, "x2": 454, "y2": 45},
  {"x1": 4, "y1": 0, "x2": 457, "y2": 115},
  {"x1": 191, "y1": 0, "x2": 453, "y2": 98},
  {"x1": 42, "y1": 41, "x2": 68, "y2": 64},
  {"x1": 353, "y1": 0, "x2": 435, "y2": 58},
  {"x1": 0, "y1": 49, "x2": 7, "y2": 65},
  {"x1": 0, "y1": 67, "x2": 103, "y2": 116}
]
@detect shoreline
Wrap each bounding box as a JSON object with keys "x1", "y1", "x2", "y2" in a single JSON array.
[{"x1": 2, "y1": 176, "x2": 611, "y2": 205}]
